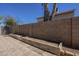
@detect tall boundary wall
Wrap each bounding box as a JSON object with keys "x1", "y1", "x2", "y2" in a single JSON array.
[{"x1": 10, "y1": 16, "x2": 79, "y2": 49}]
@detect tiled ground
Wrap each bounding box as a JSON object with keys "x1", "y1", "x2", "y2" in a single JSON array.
[{"x1": 0, "y1": 35, "x2": 55, "y2": 56}]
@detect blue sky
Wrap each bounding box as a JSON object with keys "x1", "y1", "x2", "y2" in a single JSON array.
[{"x1": 0, "y1": 3, "x2": 79, "y2": 24}]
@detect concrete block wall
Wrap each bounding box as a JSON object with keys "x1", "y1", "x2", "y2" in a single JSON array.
[
  {"x1": 72, "y1": 17, "x2": 79, "y2": 49},
  {"x1": 10, "y1": 16, "x2": 79, "y2": 49},
  {"x1": 31, "y1": 19, "x2": 71, "y2": 47}
]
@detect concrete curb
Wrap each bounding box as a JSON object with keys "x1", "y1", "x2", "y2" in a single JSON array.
[{"x1": 9, "y1": 34, "x2": 61, "y2": 55}]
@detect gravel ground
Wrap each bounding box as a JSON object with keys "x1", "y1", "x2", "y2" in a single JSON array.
[{"x1": 0, "y1": 35, "x2": 55, "y2": 56}]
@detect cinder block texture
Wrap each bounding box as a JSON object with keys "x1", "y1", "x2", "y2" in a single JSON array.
[
  {"x1": 10, "y1": 17, "x2": 79, "y2": 49},
  {"x1": 10, "y1": 18, "x2": 72, "y2": 47},
  {"x1": 72, "y1": 17, "x2": 79, "y2": 49}
]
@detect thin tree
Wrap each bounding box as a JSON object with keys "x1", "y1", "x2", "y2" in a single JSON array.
[
  {"x1": 50, "y1": 3, "x2": 58, "y2": 20},
  {"x1": 42, "y1": 3, "x2": 50, "y2": 22}
]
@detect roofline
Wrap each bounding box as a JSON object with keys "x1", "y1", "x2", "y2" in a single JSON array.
[
  {"x1": 55, "y1": 9, "x2": 75, "y2": 16},
  {"x1": 37, "y1": 9, "x2": 75, "y2": 20}
]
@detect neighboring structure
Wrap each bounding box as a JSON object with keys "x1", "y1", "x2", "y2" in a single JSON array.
[
  {"x1": 37, "y1": 16, "x2": 44, "y2": 22},
  {"x1": 37, "y1": 9, "x2": 75, "y2": 22},
  {"x1": 53, "y1": 9, "x2": 75, "y2": 20}
]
